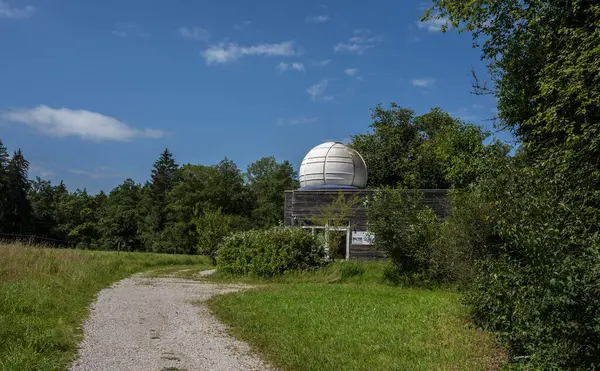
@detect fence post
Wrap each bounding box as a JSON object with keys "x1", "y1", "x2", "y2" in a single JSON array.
[{"x1": 346, "y1": 223, "x2": 351, "y2": 261}]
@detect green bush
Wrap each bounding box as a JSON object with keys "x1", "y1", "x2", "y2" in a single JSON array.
[
  {"x1": 464, "y1": 156, "x2": 600, "y2": 369},
  {"x1": 430, "y1": 189, "x2": 497, "y2": 285},
  {"x1": 193, "y1": 208, "x2": 238, "y2": 264},
  {"x1": 217, "y1": 227, "x2": 325, "y2": 277},
  {"x1": 366, "y1": 189, "x2": 440, "y2": 284}
]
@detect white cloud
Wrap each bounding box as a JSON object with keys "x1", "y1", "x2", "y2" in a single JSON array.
[
  {"x1": 202, "y1": 41, "x2": 300, "y2": 65},
  {"x1": 29, "y1": 164, "x2": 55, "y2": 177},
  {"x1": 344, "y1": 68, "x2": 359, "y2": 76},
  {"x1": 69, "y1": 166, "x2": 125, "y2": 180},
  {"x1": 2, "y1": 105, "x2": 167, "y2": 141},
  {"x1": 278, "y1": 62, "x2": 304, "y2": 72},
  {"x1": 412, "y1": 78, "x2": 435, "y2": 87},
  {"x1": 276, "y1": 117, "x2": 319, "y2": 126},
  {"x1": 233, "y1": 20, "x2": 251, "y2": 29},
  {"x1": 291, "y1": 62, "x2": 305, "y2": 71},
  {"x1": 0, "y1": 1, "x2": 34, "y2": 19},
  {"x1": 313, "y1": 59, "x2": 331, "y2": 67},
  {"x1": 305, "y1": 15, "x2": 330, "y2": 23},
  {"x1": 334, "y1": 29, "x2": 382, "y2": 54},
  {"x1": 417, "y1": 17, "x2": 451, "y2": 32},
  {"x1": 306, "y1": 80, "x2": 333, "y2": 101},
  {"x1": 178, "y1": 27, "x2": 210, "y2": 42},
  {"x1": 112, "y1": 23, "x2": 149, "y2": 38}
]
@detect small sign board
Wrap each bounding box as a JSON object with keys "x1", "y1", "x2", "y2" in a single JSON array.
[{"x1": 351, "y1": 231, "x2": 374, "y2": 245}]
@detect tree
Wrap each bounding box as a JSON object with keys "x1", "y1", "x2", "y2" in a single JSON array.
[
  {"x1": 4, "y1": 149, "x2": 32, "y2": 233},
  {"x1": 423, "y1": 2, "x2": 600, "y2": 367},
  {"x1": 424, "y1": 1, "x2": 600, "y2": 155},
  {"x1": 65, "y1": 189, "x2": 102, "y2": 247},
  {"x1": 99, "y1": 179, "x2": 142, "y2": 251},
  {"x1": 51, "y1": 181, "x2": 71, "y2": 240},
  {"x1": 193, "y1": 207, "x2": 235, "y2": 264},
  {"x1": 350, "y1": 104, "x2": 504, "y2": 189},
  {"x1": 0, "y1": 139, "x2": 10, "y2": 231},
  {"x1": 309, "y1": 192, "x2": 363, "y2": 259},
  {"x1": 162, "y1": 164, "x2": 219, "y2": 254},
  {"x1": 140, "y1": 148, "x2": 180, "y2": 252},
  {"x1": 212, "y1": 158, "x2": 251, "y2": 216},
  {"x1": 28, "y1": 177, "x2": 59, "y2": 237},
  {"x1": 247, "y1": 156, "x2": 297, "y2": 228},
  {"x1": 367, "y1": 189, "x2": 439, "y2": 282}
]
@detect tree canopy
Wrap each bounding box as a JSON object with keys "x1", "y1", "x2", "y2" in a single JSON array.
[{"x1": 350, "y1": 103, "x2": 509, "y2": 189}]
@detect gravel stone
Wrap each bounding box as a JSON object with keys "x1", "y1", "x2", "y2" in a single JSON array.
[{"x1": 70, "y1": 273, "x2": 269, "y2": 371}]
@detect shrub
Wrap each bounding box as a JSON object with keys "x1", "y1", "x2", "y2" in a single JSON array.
[
  {"x1": 367, "y1": 188, "x2": 440, "y2": 283},
  {"x1": 217, "y1": 227, "x2": 325, "y2": 277},
  {"x1": 194, "y1": 208, "x2": 236, "y2": 264},
  {"x1": 310, "y1": 192, "x2": 362, "y2": 260},
  {"x1": 464, "y1": 155, "x2": 600, "y2": 369},
  {"x1": 430, "y1": 189, "x2": 497, "y2": 285}
]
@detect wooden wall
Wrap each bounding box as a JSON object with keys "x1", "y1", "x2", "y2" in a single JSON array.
[{"x1": 283, "y1": 189, "x2": 450, "y2": 260}]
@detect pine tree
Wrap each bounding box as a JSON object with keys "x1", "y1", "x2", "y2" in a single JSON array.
[
  {"x1": 140, "y1": 148, "x2": 180, "y2": 252},
  {"x1": 0, "y1": 139, "x2": 10, "y2": 231},
  {"x1": 5, "y1": 149, "x2": 32, "y2": 233},
  {"x1": 28, "y1": 177, "x2": 57, "y2": 236}
]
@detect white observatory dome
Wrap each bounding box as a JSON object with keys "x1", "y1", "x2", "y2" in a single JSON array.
[{"x1": 299, "y1": 142, "x2": 367, "y2": 188}]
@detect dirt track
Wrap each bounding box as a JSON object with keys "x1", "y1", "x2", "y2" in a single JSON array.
[{"x1": 70, "y1": 271, "x2": 268, "y2": 371}]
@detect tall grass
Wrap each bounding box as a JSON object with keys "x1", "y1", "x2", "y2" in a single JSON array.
[{"x1": 0, "y1": 243, "x2": 211, "y2": 371}]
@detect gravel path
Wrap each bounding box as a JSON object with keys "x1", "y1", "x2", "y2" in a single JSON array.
[{"x1": 70, "y1": 271, "x2": 269, "y2": 371}]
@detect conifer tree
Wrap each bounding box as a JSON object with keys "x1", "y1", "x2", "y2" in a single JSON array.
[{"x1": 5, "y1": 149, "x2": 32, "y2": 233}]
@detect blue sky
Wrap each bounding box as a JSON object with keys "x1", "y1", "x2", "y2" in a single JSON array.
[{"x1": 0, "y1": 0, "x2": 511, "y2": 193}]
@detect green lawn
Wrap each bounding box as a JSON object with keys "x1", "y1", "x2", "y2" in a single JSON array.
[
  {"x1": 209, "y1": 279, "x2": 506, "y2": 370},
  {"x1": 0, "y1": 243, "x2": 212, "y2": 371}
]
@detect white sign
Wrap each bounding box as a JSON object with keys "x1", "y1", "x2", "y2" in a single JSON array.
[{"x1": 351, "y1": 231, "x2": 374, "y2": 245}]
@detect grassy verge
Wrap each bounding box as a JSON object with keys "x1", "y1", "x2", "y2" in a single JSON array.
[
  {"x1": 209, "y1": 262, "x2": 506, "y2": 371},
  {"x1": 209, "y1": 260, "x2": 390, "y2": 285},
  {"x1": 0, "y1": 243, "x2": 212, "y2": 371}
]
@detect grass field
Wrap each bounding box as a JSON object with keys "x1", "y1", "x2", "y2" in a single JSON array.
[
  {"x1": 0, "y1": 243, "x2": 211, "y2": 371},
  {"x1": 209, "y1": 262, "x2": 506, "y2": 371}
]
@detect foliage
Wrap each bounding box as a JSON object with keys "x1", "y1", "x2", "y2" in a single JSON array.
[
  {"x1": 98, "y1": 179, "x2": 142, "y2": 252},
  {"x1": 211, "y1": 158, "x2": 252, "y2": 215},
  {"x1": 310, "y1": 192, "x2": 363, "y2": 259},
  {"x1": 3, "y1": 149, "x2": 32, "y2": 233},
  {"x1": 139, "y1": 148, "x2": 180, "y2": 252},
  {"x1": 194, "y1": 207, "x2": 236, "y2": 264},
  {"x1": 0, "y1": 243, "x2": 211, "y2": 371},
  {"x1": 424, "y1": 1, "x2": 600, "y2": 368},
  {"x1": 209, "y1": 282, "x2": 506, "y2": 371},
  {"x1": 424, "y1": 1, "x2": 600, "y2": 155},
  {"x1": 246, "y1": 156, "x2": 297, "y2": 228},
  {"x1": 350, "y1": 104, "x2": 505, "y2": 189},
  {"x1": 461, "y1": 156, "x2": 600, "y2": 369},
  {"x1": 366, "y1": 189, "x2": 440, "y2": 284},
  {"x1": 430, "y1": 188, "x2": 497, "y2": 285},
  {"x1": 217, "y1": 227, "x2": 325, "y2": 277}
]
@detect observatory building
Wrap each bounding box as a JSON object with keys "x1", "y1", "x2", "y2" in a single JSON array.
[
  {"x1": 298, "y1": 142, "x2": 367, "y2": 189},
  {"x1": 284, "y1": 141, "x2": 449, "y2": 260}
]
